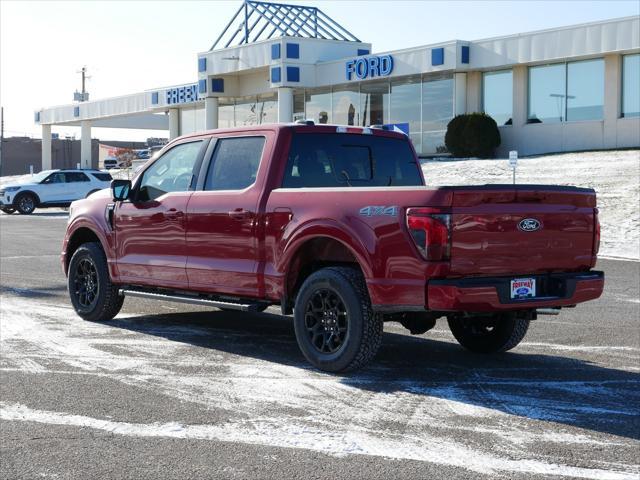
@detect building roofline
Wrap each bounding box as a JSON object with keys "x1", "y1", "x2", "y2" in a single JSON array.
[
  {"x1": 470, "y1": 15, "x2": 638, "y2": 44},
  {"x1": 315, "y1": 15, "x2": 638, "y2": 67},
  {"x1": 198, "y1": 34, "x2": 370, "y2": 57}
]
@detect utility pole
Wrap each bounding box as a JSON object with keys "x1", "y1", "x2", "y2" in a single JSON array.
[
  {"x1": 74, "y1": 67, "x2": 90, "y2": 102},
  {"x1": 81, "y1": 67, "x2": 86, "y2": 97}
]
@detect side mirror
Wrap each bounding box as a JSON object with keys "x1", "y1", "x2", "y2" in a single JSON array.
[{"x1": 111, "y1": 179, "x2": 131, "y2": 201}]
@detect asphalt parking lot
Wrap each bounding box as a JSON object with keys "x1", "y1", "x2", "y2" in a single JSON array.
[{"x1": 1, "y1": 211, "x2": 639, "y2": 480}]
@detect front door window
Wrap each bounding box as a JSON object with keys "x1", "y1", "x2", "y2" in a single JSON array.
[{"x1": 137, "y1": 141, "x2": 203, "y2": 201}]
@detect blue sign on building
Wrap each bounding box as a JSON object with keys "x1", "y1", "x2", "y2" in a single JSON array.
[
  {"x1": 166, "y1": 84, "x2": 199, "y2": 105},
  {"x1": 346, "y1": 55, "x2": 394, "y2": 81}
]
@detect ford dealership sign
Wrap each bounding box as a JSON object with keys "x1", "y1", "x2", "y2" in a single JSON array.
[{"x1": 346, "y1": 55, "x2": 394, "y2": 81}]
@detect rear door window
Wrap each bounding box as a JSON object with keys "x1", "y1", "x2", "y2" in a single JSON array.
[
  {"x1": 282, "y1": 133, "x2": 423, "y2": 188},
  {"x1": 66, "y1": 172, "x2": 90, "y2": 182},
  {"x1": 204, "y1": 137, "x2": 265, "y2": 191},
  {"x1": 91, "y1": 173, "x2": 113, "y2": 182}
]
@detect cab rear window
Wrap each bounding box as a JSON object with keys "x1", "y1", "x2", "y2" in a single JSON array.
[{"x1": 282, "y1": 133, "x2": 423, "y2": 188}]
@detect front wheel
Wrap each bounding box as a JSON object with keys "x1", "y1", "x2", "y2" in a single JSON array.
[
  {"x1": 68, "y1": 242, "x2": 124, "y2": 321},
  {"x1": 447, "y1": 312, "x2": 530, "y2": 353},
  {"x1": 293, "y1": 266, "x2": 383, "y2": 372},
  {"x1": 15, "y1": 193, "x2": 37, "y2": 214}
]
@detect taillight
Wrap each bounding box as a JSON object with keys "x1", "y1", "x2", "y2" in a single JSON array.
[
  {"x1": 406, "y1": 207, "x2": 451, "y2": 261},
  {"x1": 593, "y1": 208, "x2": 601, "y2": 255}
]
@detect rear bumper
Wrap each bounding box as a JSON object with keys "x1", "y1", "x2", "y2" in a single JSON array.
[{"x1": 428, "y1": 271, "x2": 604, "y2": 312}]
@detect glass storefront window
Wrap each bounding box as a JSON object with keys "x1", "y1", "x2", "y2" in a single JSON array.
[
  {"x1": 232, "y1": 94, "x2": 278, "y2": 127},
  {"x1": 293, "y1": 90, "x2": 306, "y2": 121},
  {"x1": 483, "y1": 70, "x2": 513, "y2": 125},
  {"x1": 218, "y1": 104, "x2": 234, "y2": 129},
  {"x1": 528, "y1": 64, "x2": 566, "y2": 123},
  {"x1": 332, "y1": 84, "x2": 360, "y2": 126},
  {"x1": 360, "y1": 81, "x2": 389, "y2": 126},
  {"x1": 390, "y1": 76, "x2": 421, "y2": 135},
  {"x1": 305, "y1": 88, "x2": 331, "y2": 124},
  {"x1": 257, "y1": 93, "x2": 278, "y2": 124},
  {"x1": 422, "y1": 131, "x2": 447, "y2": 155},
  {"x1": 234, "y1": 97, "x2": 258, "y2": 126},
  {"x1": 179, "y1": 107, "x2": 205, "y2": 134},
  {"x1": 422, "y1": 74, "x2": 453, "y2": 132},
  {"x1": 232, "y1": 95, "x2": 277, "y2": 126},
  {"x1": 567, "y1": 59, "x2": 604, "y2": 121},
  {"x1": 409, "y1": 133, "x2": 422, "y2": 155},
  {"x1": 529, "y1": 60, "x2": 605, "y2": 123},
  {"x1": 622, "y1": 54, "x2": 640, "y2": 118}
]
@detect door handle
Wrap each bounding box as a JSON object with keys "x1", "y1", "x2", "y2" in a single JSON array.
[
  {"x1": 228, "y1": 208, "x2": 251, "y2": 220},
  {"x1": 165, "y1": 208, "x2": 184, "y2": 219}
]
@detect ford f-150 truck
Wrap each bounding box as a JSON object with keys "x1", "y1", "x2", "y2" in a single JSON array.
[{"x1": 62, "y1": 123, "x2": 604, "y2": 372}]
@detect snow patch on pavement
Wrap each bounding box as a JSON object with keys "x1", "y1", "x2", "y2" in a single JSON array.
[
  {"x1": 1, "y1": 402, "x2": 636, "y2": 480},
  {"x1": 1, "y1": 295, "x2": 639, "y2": 479},
  {"x1": 521, "y1": 342, "x2": 640, "y2": 353},
  {"x1": 0, "y1": 174, "x2": 32, "y2": 187}
]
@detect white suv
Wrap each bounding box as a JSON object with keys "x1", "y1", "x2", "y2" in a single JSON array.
[{"x1": 0, "y1": 169, "x2": 112, "y2": 215}]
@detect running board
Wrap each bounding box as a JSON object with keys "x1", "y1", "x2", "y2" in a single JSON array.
[{"x1": 118, "y1": 289, "x2": 265, "y2": 312}]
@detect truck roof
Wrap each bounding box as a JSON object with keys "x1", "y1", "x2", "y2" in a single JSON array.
[{"x1": 174, "y1": 123, "x2": 409, "y2": 143}]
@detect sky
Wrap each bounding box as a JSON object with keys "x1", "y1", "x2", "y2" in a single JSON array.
[{"x1": 1, "y1": 0, "x2": 638, "y2": 142}]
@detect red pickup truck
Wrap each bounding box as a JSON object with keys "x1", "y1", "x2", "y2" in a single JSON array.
[{"x1": 62, "y1": 123, "x2": 604, "y2": 372}]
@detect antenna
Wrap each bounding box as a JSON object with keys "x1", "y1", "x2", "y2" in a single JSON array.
[{"x1": 74, "y1": 66, "x2": 91, "y2": 102}]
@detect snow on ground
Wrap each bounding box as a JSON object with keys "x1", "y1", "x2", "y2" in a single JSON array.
[
  {"x1": 0, "y1": 174, "x2": 31, "y2": 187},
  {"x1": 1, "y1": 295, "x2": 638, "y2": 479},
  {"x1": 422, "y1": 150, "x2": 640, "y2": 260}
]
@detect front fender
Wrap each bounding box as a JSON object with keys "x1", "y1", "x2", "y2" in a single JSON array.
[{"x1": 63, "y1": 204, "x2": 115, "y2": 278}]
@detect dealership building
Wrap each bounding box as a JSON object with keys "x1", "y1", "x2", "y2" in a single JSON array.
[{"x1": 35, "y1": 1, "x2": 639, "y2": 168}]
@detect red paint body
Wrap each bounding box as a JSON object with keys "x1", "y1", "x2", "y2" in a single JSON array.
[{"x1": 62, "y1": 125, "x2": 604, "y2": 313}]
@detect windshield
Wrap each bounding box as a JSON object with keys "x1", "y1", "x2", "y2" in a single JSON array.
[
  {"x1": 282, "y1": 133, "x2": 423, "y2": 188},
  {"x1": 30, "y1": 170, "x2": 56, "y2": 183}
]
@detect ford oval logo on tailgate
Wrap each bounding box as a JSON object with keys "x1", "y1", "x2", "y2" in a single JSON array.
[{"x1": 518, "y1": 218, "x2": 542, "y2": 232}]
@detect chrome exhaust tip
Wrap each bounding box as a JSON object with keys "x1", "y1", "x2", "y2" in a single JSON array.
[{"x1": 536, "y1": 308, "x2": 561, "y2": 316}]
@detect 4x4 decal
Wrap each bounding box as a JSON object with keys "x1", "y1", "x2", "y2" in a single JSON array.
[{"x1": 359, "y1": 206, "x2": 398, "y2": 217}]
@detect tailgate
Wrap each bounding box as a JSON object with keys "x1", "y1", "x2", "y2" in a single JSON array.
[{"x1": 448, "y1": 185, "x2": 597, "y2": 276}]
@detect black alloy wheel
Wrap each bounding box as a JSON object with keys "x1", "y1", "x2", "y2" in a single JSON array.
[
  {"x1": 67, "y1": 242, "x2": 124, "y2": 321},
  {"x1": 293, "y1": 266, "x2": 383, "y2": 372},
  {"x1": 304, "y1": 288, "x2": 349, "y2": 354},
  {"x1": 73, "y1": 258, "x2": 100, "y2": 309}
]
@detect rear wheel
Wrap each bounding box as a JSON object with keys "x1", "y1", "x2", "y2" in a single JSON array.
[
  {"x1": 68, "y1": 242, "x2": 123, "y2": 321},
  {"x1": 15, "y1": 193, "x2": 37, "y2": 214},
  {"x1": 0, "y1": 207, "x2": 15, "y2": 214},
  {"x1": 447, "y1": 312, "x2": 529, "y2": 353},
  {"x1": 293, "y1": 266, "x2": 383, "y2": 372}
]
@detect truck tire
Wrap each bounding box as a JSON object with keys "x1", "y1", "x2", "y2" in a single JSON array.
[
  {"x1": 68, "y1": 242, "x2": 124, "y2": 322},
  {"x1": 447, "y1": 312, "x2": 529, "y2": 353},
  {"x1": 293, "y1": 266, "x2": 383, "y2": 372},
  {"x1": 15, "y1": 192, "x2": 37, "y2": 215}
]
